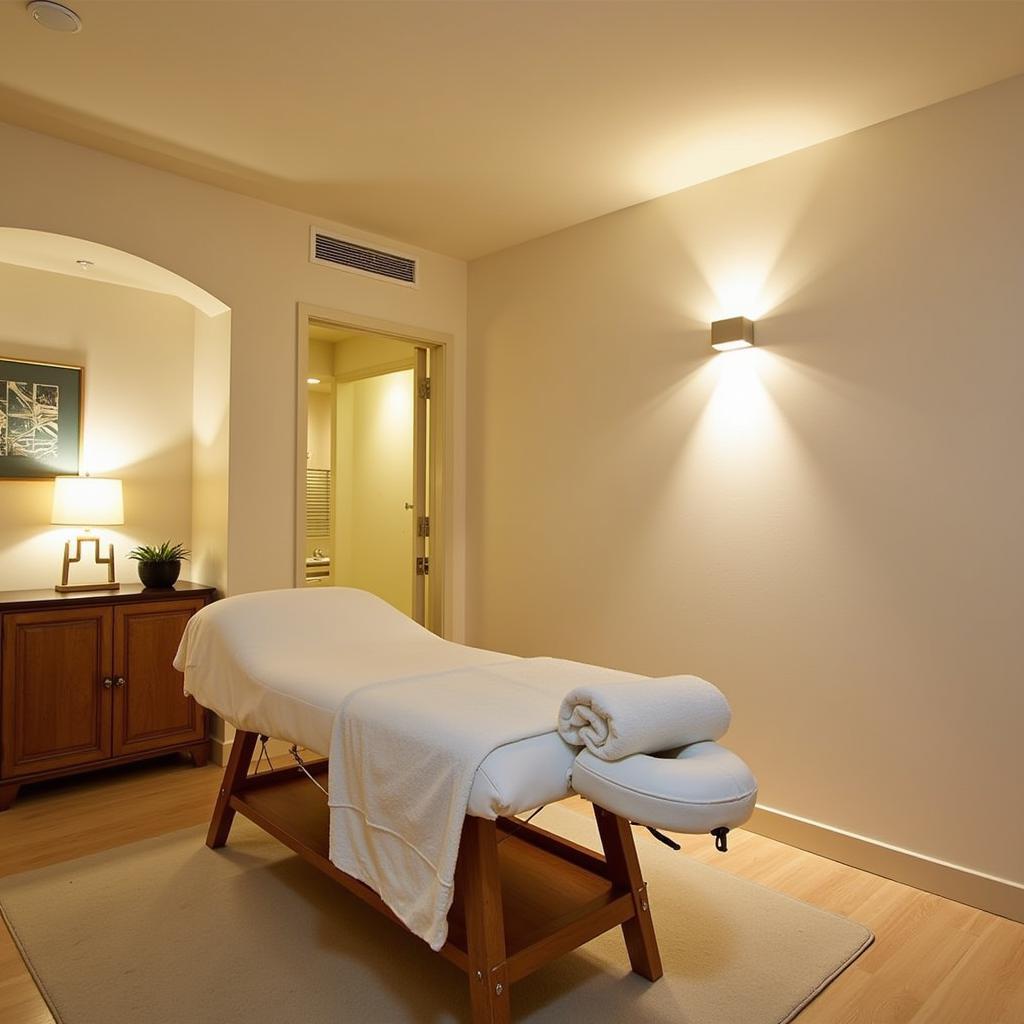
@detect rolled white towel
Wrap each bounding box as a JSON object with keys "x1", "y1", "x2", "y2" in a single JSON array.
[{"x1": 558, "y1": 675, "x2": 731, "y2": 761}]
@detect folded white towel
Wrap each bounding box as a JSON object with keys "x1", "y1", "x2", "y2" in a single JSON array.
[{"x1": 557, "y1": 675, "x2": 731, "y2": 761}]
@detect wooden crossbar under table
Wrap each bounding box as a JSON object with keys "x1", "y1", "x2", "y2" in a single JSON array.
[{"x1": 207, "y1": 730, "x2": 663, "y2": 1023}]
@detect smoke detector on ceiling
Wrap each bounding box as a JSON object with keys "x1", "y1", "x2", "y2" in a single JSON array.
[{"x1": 27, "y1": 1, "x2": 82, "y2": 33}]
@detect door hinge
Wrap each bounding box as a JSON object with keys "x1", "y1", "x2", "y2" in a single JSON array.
[
  {"x1": 416, "y1": 556, "x2": 430, "y2": 576},
  {"x1": 417, "y1": 377, "x2": 431, "y2": 400},
  {"x1": 417, "y1": 516, "x2": 430, "y2": 538}
]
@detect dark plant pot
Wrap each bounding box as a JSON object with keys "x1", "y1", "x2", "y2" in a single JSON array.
[{"x1": 137, "y1": 560, "x2": 181, "y2": 589}]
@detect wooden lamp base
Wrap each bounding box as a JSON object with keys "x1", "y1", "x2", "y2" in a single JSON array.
[{"x1": 55, "y1": 534, "x2": 120, "y2": 593}]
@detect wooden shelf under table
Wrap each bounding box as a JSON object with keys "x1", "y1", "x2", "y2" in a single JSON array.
[{"x1": 229, "y1": 760, "x2": 635, "y2": 983}]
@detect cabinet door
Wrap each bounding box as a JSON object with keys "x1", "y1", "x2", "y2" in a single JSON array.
[
  {"x1": 1, "y1": 607, "x2": 113, "y2": 778},
  {"x1": 112, "y1": 600, "x2": 206, "y2": 756}
]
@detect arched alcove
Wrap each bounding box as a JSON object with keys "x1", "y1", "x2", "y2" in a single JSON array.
[{"x1": 0, "y1": 228, "x2": 232, "y2": 594}]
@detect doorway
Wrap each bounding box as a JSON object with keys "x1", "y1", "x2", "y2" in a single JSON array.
[{"x1": 296, "y1": 310, "x2": 446, "y2": 633}]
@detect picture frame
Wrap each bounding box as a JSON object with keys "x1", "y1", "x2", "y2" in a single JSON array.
[{"x1": 0, "y1": 357, "x2": 83, "y2": 480}]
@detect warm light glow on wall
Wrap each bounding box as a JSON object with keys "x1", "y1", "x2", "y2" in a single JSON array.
[
  {"x1": 666, "y1": 157, "x2": 829, "y2": 329},
  {"x1": 385, "y1": 374, "x2": 410, "y2": 418},
  {"x1": 701, "y1": 348, "x2": 776, "y2": 441},
  {"x1": 632, "y1": 110, "x2": 840, "y2": 206},
  {"x1": 670, "y1": 348, "x2": 789, "y2": 486},
  {"x1": 708, "y1": 265, "x2": 774, "y2": 323},
  {"x1": 658, "y1": 350, "x2": 795, "y2": 566}
]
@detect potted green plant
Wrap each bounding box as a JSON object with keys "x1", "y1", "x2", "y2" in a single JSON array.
[{"x1": 128, "y1": 541, "x2": 191, "y2": 589}]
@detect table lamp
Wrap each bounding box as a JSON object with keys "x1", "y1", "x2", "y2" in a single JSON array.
[{"x1": 51, "y1": 475, "x2": 125, "y2": 592}]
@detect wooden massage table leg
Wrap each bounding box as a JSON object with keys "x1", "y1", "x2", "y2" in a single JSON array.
[
  {"x1": 202, "y1": 730, "x2": 659, "y2": 1021},
  {"x1": 457, "y1": 816, "x2": 512, "y2": 1024},
  {"x1": 206, "y1": 729, "x2": 258, "y2": 849},
  {"x1": 594, "y1": 805, "x2": 664, "y2": 982}
]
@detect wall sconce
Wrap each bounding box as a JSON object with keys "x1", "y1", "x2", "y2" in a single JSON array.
[
  {"x1": 51, "y1": 475, "x2": 125, "y2": 592},
  {"x1": 711, "y1": 316, "x2": 755, "y2": 352}
]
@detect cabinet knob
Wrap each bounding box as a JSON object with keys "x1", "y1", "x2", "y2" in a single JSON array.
[
  {"x1": 114, "y1": 676, "x2": 126, "y2": 688},
  {"x1": 102, "y1": 677, "x2": 114, "y2": 689}
]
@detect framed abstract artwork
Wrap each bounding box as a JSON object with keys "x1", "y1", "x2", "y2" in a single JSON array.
[{"x1": 0, "y1": 358, "x2": 82, "y2": 480}]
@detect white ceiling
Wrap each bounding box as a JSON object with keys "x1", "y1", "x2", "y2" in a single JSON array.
[
  {"x1": 1, "y1": 1, "x2": 1023, "y2": 259},
  {"x1": 0, "y1": 227, "x2": 229, "y2": 315}
]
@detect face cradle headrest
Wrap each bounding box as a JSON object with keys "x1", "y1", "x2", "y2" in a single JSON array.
[{"x1": 571, "y1": 741, "x2": 757, "y2": 836}]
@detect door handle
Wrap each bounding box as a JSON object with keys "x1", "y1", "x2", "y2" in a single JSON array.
[
  {"x1": 114, "y1": 677, "x2": 126, "y2": 688},
  {"x1": 102, "y1": 677, "x2": 114, "y2": 690}
]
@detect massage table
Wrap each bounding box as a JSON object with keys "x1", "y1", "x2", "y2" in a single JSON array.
[{"x1": 177, "y1": 588, "x2": 757, "y2": 1024}]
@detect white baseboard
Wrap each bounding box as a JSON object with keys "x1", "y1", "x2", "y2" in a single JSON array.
[
  {"x1": 210, "y1": 734, "x2": 230, "y2": 767},
  {"x1": 747, "y1": 804, "x2": 1024, "y2": 925}
]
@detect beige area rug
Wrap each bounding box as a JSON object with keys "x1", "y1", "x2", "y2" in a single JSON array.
[{"x1": 0, "y1": 805, "x2": 871, "y2": 1024}]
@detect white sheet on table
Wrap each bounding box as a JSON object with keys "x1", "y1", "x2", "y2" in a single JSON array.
[
  {"x1": 172, "y1": 587, "x2": 515, "y2": 752},
  {"x1": 172, "y1": 588, "x2": 597, "y2": 818}
]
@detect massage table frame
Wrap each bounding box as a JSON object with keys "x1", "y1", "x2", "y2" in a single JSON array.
[{"x1": 207, "y1": 730, "x2": 663, "y2": 1023}]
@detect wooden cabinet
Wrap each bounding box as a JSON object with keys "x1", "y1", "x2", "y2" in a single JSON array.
[
  {"x1": 112, "y1": 601, "x2": 207, "y2": 756},
  {"x1": 0, "y1": 583, "x2": 214, "y2": 810},
  {"x1": 2, "y1": 606, "x2": 113, "y2": 779}
]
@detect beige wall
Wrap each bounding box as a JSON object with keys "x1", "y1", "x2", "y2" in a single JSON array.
[
  {"x1": 467, "y1": 76, "x2": 1024, "y2": 887},
  {"x1": 0, "y1": 263, "x2": 195, "y2": 590},
  {"x1": 191, "y1": 308, "x2": 231, "y2": 595},
  {"x1": 0, "y1": 122, "x2": 468, "y2": 634}
]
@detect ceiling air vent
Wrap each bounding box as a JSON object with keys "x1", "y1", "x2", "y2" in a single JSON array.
[{"x1": 310, "y1": 228, "x2": 417, "y2": 286}]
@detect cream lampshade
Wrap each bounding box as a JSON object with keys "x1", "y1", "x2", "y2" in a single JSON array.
[
  {"x1": 52, "y1": 476, "x2": 124, "y2": 526},
  {"x1": 51, "y1": 476, "x2": 124, "y2": 592}
]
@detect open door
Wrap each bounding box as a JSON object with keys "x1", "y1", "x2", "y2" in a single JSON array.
[
  {"x1": 302, "y1": 321, "x2": 437, "y2": 627},
  {"x1": 412, "y1": 346, "x2": 429, "y2": 624}
]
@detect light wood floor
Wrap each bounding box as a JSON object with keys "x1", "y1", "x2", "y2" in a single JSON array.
[{"x1": 0, "y1": 759, "x2": 1021, "y2": 1024}]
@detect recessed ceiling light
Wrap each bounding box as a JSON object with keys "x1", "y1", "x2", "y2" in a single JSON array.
[
  {"x1": 306, "y1": 377, "x2": 321, "y2": 385},
  {"x1": 76, "y1": 259, "x2": 94, "y2": 270},
  {"x1": 27, "y1": 1, "x2": 82, "y2": 33}
]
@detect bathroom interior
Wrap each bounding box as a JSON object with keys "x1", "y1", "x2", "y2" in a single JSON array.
[{"x1": 304, "y1": 322, "x2": 430, "y2": 621}]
